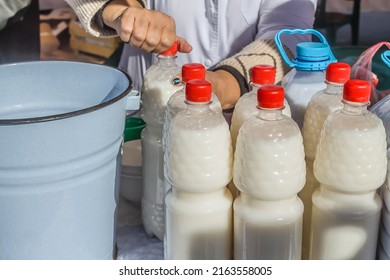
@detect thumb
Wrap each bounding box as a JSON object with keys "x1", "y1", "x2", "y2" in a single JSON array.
[{"x1": 177, "y1": 36, "x2": 192, "y2": 53}]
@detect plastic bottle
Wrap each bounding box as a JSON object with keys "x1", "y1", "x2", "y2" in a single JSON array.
[
  {"x1": 275, "y1": 29, "x2": 337, "y2": 128},
  {"x1": 140, "y1": 42, "x2": 182, "y2": 240},
  {"x1": 299, "y1": 62, "x2": 351, "y2": 259},
  {"x1": 165, "y1": 79, "x2": 233, "y2": 259},
  {"x1": 310, "y1": 80, "x2": 387, "y2": 260},
  {"x1": 233, "y1": 85, "x2": 306, "y2": 260},
  {"x1": 230, "y1": 64, "x2": 291, "y2": 149},
  {"x1": 162, "y1": 63, "x2": 222, "y2": 193}
]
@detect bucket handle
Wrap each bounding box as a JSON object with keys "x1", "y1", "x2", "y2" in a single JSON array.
[
  {"x1": 382, "y1": 50, "x2": 390, "y2": 68},
  {"x1": 275, "y1": 29, "x2": 335, "y2": 67}
]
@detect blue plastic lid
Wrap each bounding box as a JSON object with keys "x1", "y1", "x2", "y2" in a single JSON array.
[
  {"x1": 274, "y1": 29, "x2": 337, "y2": 71},
  {"x1": 293, "y1": 42, "x2": 334, "y2": 70}
]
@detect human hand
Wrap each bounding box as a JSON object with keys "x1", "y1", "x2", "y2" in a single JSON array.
[
  {"x1": 102, "y1": 0, "x2": 192, "y2": 54},
  {"x1": 205, "y1": 70, "x2": 241, "y2": 110}
]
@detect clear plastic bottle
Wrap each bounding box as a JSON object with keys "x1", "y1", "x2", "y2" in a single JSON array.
[
  {"x1": 275, "y1": 29, "x2": 337, "y2": 128},
  {"x1": 163, "y1": 63, "x2": 222, "y2": 193},
  {"x1": 165, "y1": 79, "x2": 233, "y2": 259},
  {"x1": 140, "y1": 42, "x2": 182, "y2": 240},
  {"x1": 300, "y1": 62, "x2": 351, "y2": 259},
  {"x1": 310, "y1": 80, "x2": 387, "y2": 259},
  {"x1": 228, "y1": 65, "x2": 291, "y2": 199},
  {"x1": 233, "y1": 85, "x2": 306, "y2": 260}
]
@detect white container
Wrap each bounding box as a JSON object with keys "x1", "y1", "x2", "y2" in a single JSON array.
[
  {"x1": 165, "y1": 79, "x2": 233, "y2": 259},
  {"x1": 275, "y1": 29, "x2": 337, "y2": 128},
  {"x1": 233, "y1": 85, "x2": 305, "y2": 260},
  {"x1": 310, "y1": 80, "x2": 387, "y2": 259},
  {"x1": 140, "y1": 42, "x2": 182, "y2": 240},
  {"x1": 0, "y1": 61, "x2": 132, "y2": 259},
  {"x1": 299, "y1": 62, "x2": 351, "y2": 259},
  {"x1": 162, "y1": 63, "x2": 221, "y2": 194},
  {"x1": 120, "y1": 139, "x2": 142, "y2": 203}
]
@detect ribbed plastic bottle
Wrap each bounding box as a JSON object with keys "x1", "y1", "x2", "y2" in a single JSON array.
[
  {"x1": 275, "y1": 29, "x2": 337, "y2": 128},
  {"x1": 230, "y1": 64, "x2": 291, "y2": 149},
  {"x1": 299, "y1": 62, "x2": 351, "y2": 260},
  {"x1": 165, "y1": 79, "x2": 233, "y2": 260},
  {"x1": 310, "y1": 80, "x2": 387, "y2": 260},
  {"x1": 163, "y1": 63, "x2": 222, "y2": 193},
  {"x1": 233, "y1": 85, "x2": 306, "y2": 260},
  {"x1": 140, "y1": 42, "x2": 182, "y2": 240}
]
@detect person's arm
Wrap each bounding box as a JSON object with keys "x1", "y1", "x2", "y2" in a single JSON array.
[
  {"x1": 208, "y1": 0, "x2": 317, "y2": 110},
  {"x1": 65, "y1": 0, "x2": 191, "y2": 53}
]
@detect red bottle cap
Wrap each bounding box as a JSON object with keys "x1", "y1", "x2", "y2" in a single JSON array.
[
  {"x1": 251, "y1": 64, "x2": 276, "y2": 85},
  {"x1": 182, "y1": 63, "x2": 206, "y2": 82},
  {"x1": 257, "y1": 85, "x2": 284, "y2": 109},
  {"x1": 326, "y1": 62, "x2": 351, "y2": 83},
  {"x1": 185, "y1": 79, "x2": 212, "y2": 102},
  {"x1": 343, "y1": 79, "x2": 371, "y2": 103},
  {"x1": 160, "y1": 41, "x2": 178, "y2": 56}
]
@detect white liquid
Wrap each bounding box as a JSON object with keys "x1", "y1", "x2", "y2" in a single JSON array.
[
  {"x1": 314, "y1": 112, "x2": 387, "y2": 193},
  {"x1": 282, "y1": 69, "x2": 326, "y2": 129},
  {"x1": 300, "y1": 87, "x2": 343, "y2": 259},
  {"x1": 233, "y1": 114, "x2": 306, "y2": 200},
  {"x1": 141, "y1": 62, "x2": 182, "y2": 126},
  {"x1": 234, "y1": 194, "x2": 303, "y2": 260},
  {"x1": 141, "y1": 125, "x2": 165, "y2": 240},
  {"x1": 166, "y1": 111, "x2": 233, "y2": 192},
  {"x1": 162, "y1": 89, "x2": 223, "y2": 194},
  {"x1": 309, "y1": 186, "x2": 382, "y2": 260},
  {"x1": 165, "y1": 188, "x2": 233, "y2": 259},
  {"x1": 230, "y1": 89, "x2": 291, "y2": 149}
]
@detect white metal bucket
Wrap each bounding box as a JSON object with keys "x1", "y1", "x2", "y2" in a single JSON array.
[{"x1": 0, "y1": 61, "x2": 132, "y2": 259}]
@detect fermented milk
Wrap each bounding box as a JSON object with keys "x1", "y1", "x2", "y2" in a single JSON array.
[
  {"x1": 165, "y1": 79, "x2": 233, "y2": 259},
  {"x1": 233, "y1": 85, "x2": 305, "y2": 259},
  {"x1": 300, "y1": 62, "x2": 351, "y2": 259},
  {"x1": 140, "y1": 42, "x2": 182, "y2": 240},
  {"x1": 275, "y1": 29, "x2": 337, "y2": 128},
  {"x1": 310, "y1": 80, "x2": 387, "y2": 259},
  {"x1": 162, "y1": 63, "x2": 221, "y2": 193},
  {"x1": 229, "y1": 65, "x2": 291, "y2": 198}
]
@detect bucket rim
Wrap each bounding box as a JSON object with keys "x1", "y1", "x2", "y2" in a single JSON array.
[{"x1": 0, "y1": 60, "x2": 132, "y2": 125}]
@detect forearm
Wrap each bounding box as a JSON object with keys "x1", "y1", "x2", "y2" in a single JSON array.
[
  {"x1": 212, "y1": 39, "x2": 293, "y2": 109},
  {"x1": 64, "y1": 0, "x2": 145, "y2": 37}
]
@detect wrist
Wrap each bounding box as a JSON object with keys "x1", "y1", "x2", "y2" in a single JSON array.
[{"x1": 102, "y1": 0, "x2": 143, "y2": 29}]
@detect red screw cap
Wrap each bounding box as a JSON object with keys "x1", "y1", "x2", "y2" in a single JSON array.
[
  {"x1": 185, "y1": 79, "x2": 212, "y2": 102},
  {"x1": 251, "y1": 64, "x2": 276, "y2": 85},
  {"x1": 326, "y1": 62, "x2": 351, "y2": 83},
  {"x1": 343, "y1": 79, "x2": 371, "y2": 103},
  {"x1": 160, "y1": 41, "x2": 178, "y2": 56},
  {"x1": 257, "y1": 85, "x2": 284, "y2": 109},
  {"x1": 182, "y1": 63, "x2": 206, "y2": 82}
]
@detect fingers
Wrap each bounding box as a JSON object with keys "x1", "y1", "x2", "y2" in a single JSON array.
[{"x1": 114, "y1": 7, "x2": 191, "y2": 54}]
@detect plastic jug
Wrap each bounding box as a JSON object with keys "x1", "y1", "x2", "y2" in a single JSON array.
[{"x1": 275, "y1": 29, "x2": 337, "y2": 128}]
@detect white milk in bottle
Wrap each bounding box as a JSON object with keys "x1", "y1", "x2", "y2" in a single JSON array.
[
  {"x1": 162, "y1": 63, "x2": 222, "y2": 193},
  {"x1": 275, "y1": 29, "x2": 337, "y2": 128},
  {"x1": 310, "y1": 80, "x2": 387, "y2": 259},
  {"x1": 165, "y1": 79, "x2": 233, "y2": 259},
  {"x1": 300, "y1": 62, "x2": 351, "y2": 259},
  {"x1": 140, "y1": 42, "x2": 182, "y2": 240},
  {"x1": 233, "y1": 85, "x2": 306, "y2": 260}
]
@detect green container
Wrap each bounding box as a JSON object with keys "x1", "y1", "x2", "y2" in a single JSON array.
[{"x1": 124, "y1": 117, "x2": 146, "y2": 142}]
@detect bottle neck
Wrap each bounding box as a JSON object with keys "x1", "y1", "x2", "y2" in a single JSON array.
[
  {"x1": 185, "y1": 101, "x2": 212, "y2": 114},
  {"x1": 342, "y1": 100, "x2": 369, "y2": 115},
  {"x1": 324, "y1": 81, "x2": 344, "y2": 95},
  {"x1": 257, "y1": 107, "x2": 284, "y2": 120},
  {"x1": 156, "y1": 54, "x2": 177, "y2": 67}
]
